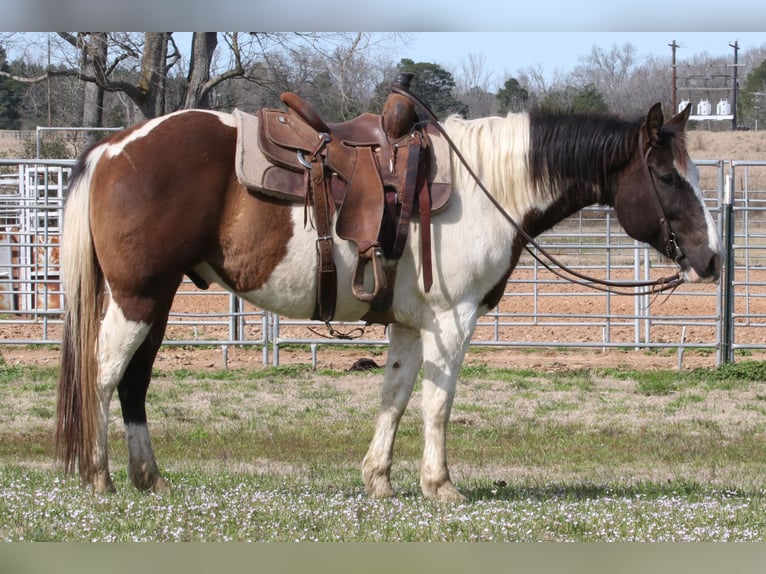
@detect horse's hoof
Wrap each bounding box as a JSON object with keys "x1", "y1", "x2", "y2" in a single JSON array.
[
  {"x1": 151, "y1": 476, "x2": 170, "y2": 493},
  {"x1": 91, "y1": 472, "x2": 116, "y2": 494},
  {"x1": 422, "y1": 480, "x2": 467, "y2": 503},
  {"x1": 363, "y1": 472, "x2": 396, "y2": 499},
  {"x1": 368, "y1": 486, "x2": 396, "y2": 499},
  {"x1": 366, "y1": 479, "x2": 396, "y2": 499},
  {"x1": 129, "y1": 464, "x2": 168, "y2": 492}
]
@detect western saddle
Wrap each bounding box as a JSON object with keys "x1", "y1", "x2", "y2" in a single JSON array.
[{"x1": 235, "y1": 74, "x2": 451, "y2": 323}]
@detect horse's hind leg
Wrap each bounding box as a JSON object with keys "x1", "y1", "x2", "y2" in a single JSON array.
[
  {"x1": 110, "y1": 290, "x2": 176, "y2": 492},
  {"x1": 92, "y1": 297, "x2": 151, "y2": 493},
  {"x1": 94, "y1": 289, "x2": 175, "y2": 493},
  {"x1": 362, "y1": 323, "x2": 423, "y2": 498},
  {"x1": 117, "y1": 313, "x2": 171, "y2": 491}
]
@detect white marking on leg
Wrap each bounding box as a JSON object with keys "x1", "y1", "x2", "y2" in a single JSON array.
[
  {"x1": 363, "y1": 324, "x2": 423, "y2": 498},
  {"x1": 98, "y1": 298, "x2": 152, "y2": 392},
  {"x1": 418, "y1": 303, "x2": 477, "y2": 502},
  {"x1": 126, "y1": 422, "x2": 166, "y2": 491},
  {"x1": 93, "y1": 297, "x2": 151, "y2": 489}
]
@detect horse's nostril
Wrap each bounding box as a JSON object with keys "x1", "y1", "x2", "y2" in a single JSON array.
[{"x1": 707, "y1": 252, "x2": 722, "y2": 279}]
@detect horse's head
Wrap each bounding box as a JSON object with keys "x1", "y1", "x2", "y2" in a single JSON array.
[{"x1": 613, "y1": 103, "x2": 722, "y2": 283}]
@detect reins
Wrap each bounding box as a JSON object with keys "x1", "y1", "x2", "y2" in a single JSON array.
[{"x1": 390, "y1": 83, "x2": 686, "y2": 297}]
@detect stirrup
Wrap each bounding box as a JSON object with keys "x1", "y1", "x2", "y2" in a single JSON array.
[{"x1": 351, "y1": 247, "x2": 387, "y2": 303}]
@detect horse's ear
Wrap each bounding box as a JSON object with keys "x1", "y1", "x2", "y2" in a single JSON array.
[
  {"x1": 641, "y1": 102, "x2": 664, "y2": 149},
  {"x1": 666, "y1": 102, "x2": 692, "y2": 131}
]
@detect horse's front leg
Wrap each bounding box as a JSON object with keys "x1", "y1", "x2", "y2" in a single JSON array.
[
  {"x1": 362, "y1": 323, "x2": 423, "y2": 498},
  {"x1": 419, "y1": 302, "x2": 478, "y2": 502}
]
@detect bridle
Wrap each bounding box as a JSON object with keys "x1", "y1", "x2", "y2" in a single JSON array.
[
  {"x1": 643, "y1": 144, "x2": 687, "y2": 267},
  {"x1": 390, "y1": 83, "x2": 687, "y2": 297}
]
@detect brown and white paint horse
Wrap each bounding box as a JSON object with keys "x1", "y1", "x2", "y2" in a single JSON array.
[{"x1": 56, "y1": 102, "x2": 721, "y2": 501}]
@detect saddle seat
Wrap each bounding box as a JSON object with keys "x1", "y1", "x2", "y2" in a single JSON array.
[{"x1": 233, "y1": 77, "x2": 452, "y2": 323}]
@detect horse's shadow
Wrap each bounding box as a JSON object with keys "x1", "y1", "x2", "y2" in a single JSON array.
[
  {"x1": 391, "y1": 479, "x2": 731, "y2": 503},
  {"x1": 462, "y1": 479, "x2": 739, "y2": 503}
]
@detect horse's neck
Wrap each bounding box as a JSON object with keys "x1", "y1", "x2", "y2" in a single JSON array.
[
  {"x1": 445, "y1": 112, "x2": 621, "y2": 240},
  {"x1": 522, "y1": 182, "x2": 602, "y2": 240}
]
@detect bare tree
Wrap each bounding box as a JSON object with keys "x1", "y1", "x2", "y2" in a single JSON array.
[
  {"x1": 2, "y1": 32, "x2": 407, "y2": 126},
  {"x1": 0, "y1": 32, "x2": 243, "y2": 122},
  {"x1": 455, "y1": 53, "x2": 493, "y2": 93},
  {"x1": 571, "y1": 43, "x2": 638, "y2": 94},
  {"x1": 453, "y1": 53, "x2": 496, "y2": 117},
  {"x1": 79, "y1": 33, "x2": 108, "y2": 130},
  {"x1": 246, "y1": 32, "x2": 406, "y2": 120},
  {"x1": 611, "y1": 55, "x2": 672, "y2": 117}
]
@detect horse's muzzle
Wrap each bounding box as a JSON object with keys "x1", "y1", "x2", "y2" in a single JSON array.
[{"x1": 683, "y1": 251, "x2": 722, "y2": 283}]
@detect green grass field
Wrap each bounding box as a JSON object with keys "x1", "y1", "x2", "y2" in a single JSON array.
[{"x1": 2, "y1": 354, "x2": 766, "y2": 541}]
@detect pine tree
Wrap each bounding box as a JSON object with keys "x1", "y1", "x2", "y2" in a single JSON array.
[{"x1": 0, "y1": 47, "x2": 22, "y2": 129}]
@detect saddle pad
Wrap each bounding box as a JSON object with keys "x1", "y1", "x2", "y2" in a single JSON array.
[{"x1": 232, "y1": 110, "x2": 304, "y2": 201}]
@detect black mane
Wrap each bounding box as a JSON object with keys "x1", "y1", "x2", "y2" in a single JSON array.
[{"x1": 528, "y1": 109, "x2": 641, "y2": 201}]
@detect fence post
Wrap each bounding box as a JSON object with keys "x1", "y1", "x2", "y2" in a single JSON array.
[{"x1": 720, "y1": 162, "x2": 735, "y2": 364}]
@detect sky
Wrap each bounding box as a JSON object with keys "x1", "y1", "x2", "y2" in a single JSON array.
[{"x1": 393, "y1": 32, "x2": 765, "y2": 90}]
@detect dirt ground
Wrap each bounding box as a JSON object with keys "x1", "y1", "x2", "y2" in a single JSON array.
[
  {"x1": 3, "y1": 333, "x2": 766, "y2": 374},
  {"x1": 0, "y1": 340, "x2": 737, "y2": 373}
]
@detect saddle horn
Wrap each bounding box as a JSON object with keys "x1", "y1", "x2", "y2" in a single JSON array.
[{"x1": 382, "y1": 73, "x2": 418, "y2": 140}]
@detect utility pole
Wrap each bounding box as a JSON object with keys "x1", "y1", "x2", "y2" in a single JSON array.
[
  {"x1": 730, "y1": 40, "x2": 739, "y2": 130},
  {"x1": 669, "y1": 40, "x2": 679, "y2": 112}
]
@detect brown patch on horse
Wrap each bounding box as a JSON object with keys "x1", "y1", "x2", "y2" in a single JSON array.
[
  {"x1": 480, "y1": 202, "x2": 588, "y2": 311},
  {"x1": 208, "y1": 187, "x2": 294, "y2": 293},
  {"x1": 87, "y1": 111, "x2": 293, "y2": 320}
]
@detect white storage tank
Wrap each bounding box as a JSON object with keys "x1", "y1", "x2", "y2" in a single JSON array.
[
  {"x1": 716, "y1": 99, "x2": 731, "y2": 115},
  {"x1": 697, "y1": 99, "x2": 712, "y2": 116}
]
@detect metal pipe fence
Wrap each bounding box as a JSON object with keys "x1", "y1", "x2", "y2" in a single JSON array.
[{"x1": 1, "y1": 157, "x2": 764, "y2": 367}]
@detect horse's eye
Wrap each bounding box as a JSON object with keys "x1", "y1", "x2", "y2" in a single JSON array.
[{"x1": 659, "y1": 173, "x2": 675, "y2": 185}]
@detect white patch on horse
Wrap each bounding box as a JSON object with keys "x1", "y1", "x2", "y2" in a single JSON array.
[
  {"x1": 105, "y1": 110, "x2": 235, "y2": 158},
  {"x1": 443, "y1": 113, "x2": 554, "y2": 216},
  {"x1": 385, "y1": 114, "x2": 557, "y2": 321},
  {"x1": 92, "y1": 297, "x2": 151, "y2": 480},
  {"x1": 194, "y1": 204, "x2": 370, "y2": 321},
  {"x1": 97, "y1": 296, "x2": 151, "y2": 399},
  {"x1": 682, "y1": 159, "x2": 723, "y2": 263}
]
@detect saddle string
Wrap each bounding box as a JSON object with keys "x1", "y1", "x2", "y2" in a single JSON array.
[
  {"x1": 389, "y1": 84, "x2": 685, "y2": 297},
  {"x1": 307, "y1": 321, "x2": 367, "y2": 340}
]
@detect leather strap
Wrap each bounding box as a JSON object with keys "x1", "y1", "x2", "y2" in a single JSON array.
[
  {"x1": 337, "y1": 146, "x2": 387, "y2": 303},
  {"x1": 309, "y1": 153, "x2": 337, "y2": 322},
  {"x1": 390, "y1": 133, "x2": 422, "y2": 259},
  {"x1": 417, "y1": 145, "x2": 433, "y2": 292}
]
